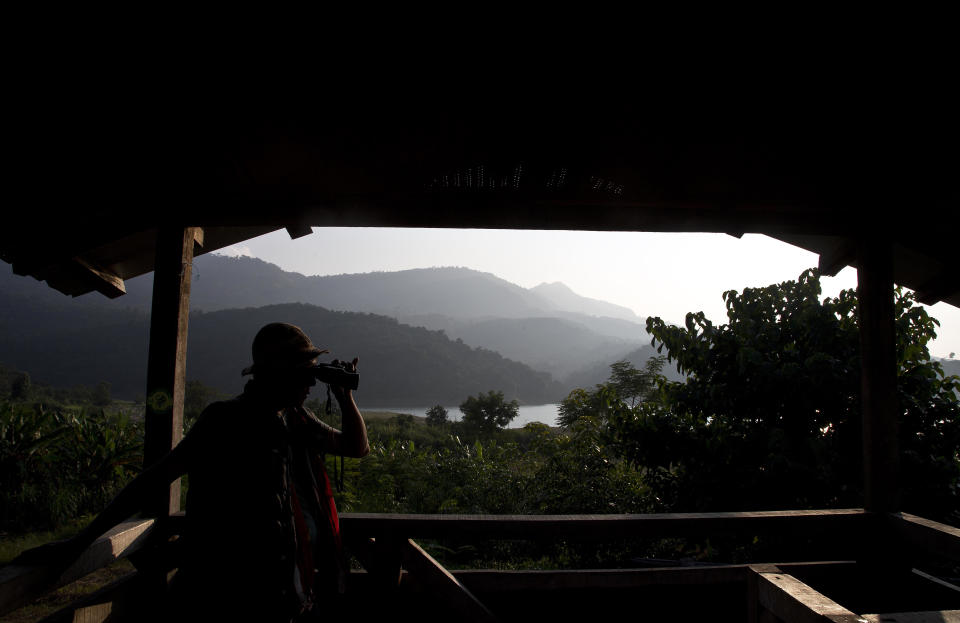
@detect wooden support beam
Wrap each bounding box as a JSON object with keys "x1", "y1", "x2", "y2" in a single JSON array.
[
  {"x1": 36, "y1": 571, "x2": 146, "y2": 623},
  {"x1": 370, "y1": 537, "x2": 404, "y2": 590},
  {"x1": 71, "y1": 257, "x2": 126, "y2": 298},
  {"x1": 818, "y1": 239, "x2": 856, "y2": 277},
  {"x1": 285, "y1": 224, "x2": 313, "y2": 239},
  {"x1": 890, "y1": 513, "x2": 960, "y2": 562},
  {"x1": 403, "y1": 539, "x2": 499, "y2": 623},
  {"x1": 857, "y1": 238, "x2": 900, "y2": 513},
  {"x1": 143, "y1": 227, "x2": 197, "y2": 517},
  {"x1": 0, "y1": 519, "x2": 155, "y2": 617},
  {"x1": 340, "y1": 509, "x2": 869, "y2": 542},
  {"x1": 754, "y1": 570, "x2": 862, "y2": 623},
  {"x1": 456, "y1": 565, "x2": 751, "y2": 593},
  {"x1": 861, "y1": 612, "x2": 960, "y2": 623}
]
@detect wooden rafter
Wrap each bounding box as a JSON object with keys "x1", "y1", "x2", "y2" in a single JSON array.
[
  {"x1": 71, "y1": 257, "x2": 126, "y2": 298},
  {"x1": 818, "y1": 239, "x2": 856, "y2": 277},
  {"x1": 914, "y1": 271, "x2": 960, "y2": 306},
  {"x1": 285, "y1": 224, "x2": 313, "y2": 239}
]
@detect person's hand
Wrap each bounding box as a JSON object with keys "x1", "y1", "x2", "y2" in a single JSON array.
[{"x1": 330, "y1": 357, "x2": 358, "y2": 402}]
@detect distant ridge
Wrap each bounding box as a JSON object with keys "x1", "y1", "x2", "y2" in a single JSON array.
[
  {"x1": 531, "y1": 281, "x2": 639, "y2": 321},
  {"x1": 116, "y1": 255, "x2": 643, "y2": 324},
  {"x1": 1, "y1": 255, "x2": 664, "y2": 400},
  {"x1": 0, "y1": 277, "x2": 565, "y2": 404}
]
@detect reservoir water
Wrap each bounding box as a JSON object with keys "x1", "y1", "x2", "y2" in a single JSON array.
[{"x1": 366, "y1": 404, "x2": 560, "y2": 428}]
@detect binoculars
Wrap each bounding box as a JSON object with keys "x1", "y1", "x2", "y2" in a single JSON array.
[{"x1": 310, "y1": 362, "x2": 360, "y2": 390}]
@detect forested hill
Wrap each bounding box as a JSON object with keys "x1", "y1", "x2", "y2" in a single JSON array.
[
  {"x1": 0, "y1": 282, "x2": 565, "y2": 404},
  {"x1": 1, "y1": 255, "x2": 653, "y2": 385},
  {"x1": 111, "y1": 255, "x2": 642, "y2": 324}
]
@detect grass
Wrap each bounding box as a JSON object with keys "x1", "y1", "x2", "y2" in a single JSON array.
[
  {"x1": 361, "y1": 410, "x2": 426, "y2": 421},
  {"x1": 0, "y1": 559, "x2": 135, "y2": 623},
  {"x1": 1, "y1": 515, "x2": 137, "y2": 623},
  {"x1": 0, "y1": 516, "x2": 93, "y2": 566}
]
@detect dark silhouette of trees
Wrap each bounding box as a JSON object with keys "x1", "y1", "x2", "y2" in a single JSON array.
[
  {"x1": 91, "y1": 381, "x2": 111, "y2": 407},
  {"x1": 425, "y1": 404, "x2": 449, "y2": 427},
  {"x1": 11, "y1": 372, "x2": 31, "y2": 401},
  {"x1": 620, "y1": 269, "x2": 959, "y2": 521}
]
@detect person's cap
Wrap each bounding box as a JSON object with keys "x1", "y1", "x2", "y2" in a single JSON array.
[{"x1": 241, "y1": 322, "x2": 329, "y2": 376}]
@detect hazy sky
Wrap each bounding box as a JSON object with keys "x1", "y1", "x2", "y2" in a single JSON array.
[{"x1": 215, "y1": 228, "x2": 960, "y2": 360}]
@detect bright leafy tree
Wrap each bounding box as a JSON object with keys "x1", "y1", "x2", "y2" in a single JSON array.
[
  {"x1": 558, "y1": 357, "x2": 665, "y2": 427},
  {"x1": 459, "y1": 390, "x2": 519, "y2": 434}
]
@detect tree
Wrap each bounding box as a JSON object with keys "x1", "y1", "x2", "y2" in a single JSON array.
[
  {"x1": 425, "y1": 404, "x2": 449, "y2": 427},
  {"x1": 459, "y1": 391, "x2": 519, "y2": 434},
  {"x1": 91, "y1": 381, "x2": 111, "y2": 407},
  {"x1": 558, "y1": 357, "x2": 665, "y2": 427},
  {"x1": 10, "y1": 372, "x2": 31, "y2": 401},
  {"x1": 634, "y1": 269, "x2": 959, "y2": 521},
  {"x1": 184, "y1": 380, "x2": 228, "y2": 432}
]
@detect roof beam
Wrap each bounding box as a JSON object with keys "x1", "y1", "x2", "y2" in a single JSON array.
[
  {"x1": 914, "y1": 271, "x2": 960, "y2": 306},
  {"x1": 285, "y1": 224, "x2": 313, "y2": 239},
  {"x1": 71, "y1": 257, "x2": 126, "y2": 298},
  {"x1": 818, "y1": 239, "x2": 856, "y2": 277}
]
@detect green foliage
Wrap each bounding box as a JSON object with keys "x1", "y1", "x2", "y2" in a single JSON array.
[
  {"x1": 0, "y1": 402, "x2": 143, "y2": 532},
  {"x1": 11, "y1": 372, "x2": 31, "y2": 401},
  {"x1": 638, "y1": 269, "x2": 959, "y2": 521},
  {"x1": 425, "y1": 404, "x2": 449, "y2": 427},
  {"x1": 91, "y1": 381, "x2": 111, "y2": 407},
  {"x1": 184, "y1": 379, "x2": 229, "y2": 433},
  {"x1": 558, "y1": 357, "x2": 665, "y2": 428},
  {"x1": 459, "y1": 390, "x2": 519, "y2": 434}
]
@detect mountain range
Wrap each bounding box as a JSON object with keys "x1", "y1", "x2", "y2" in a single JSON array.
[{"x1": 0, "y1": 255, "x2": 672, "y2": 404}]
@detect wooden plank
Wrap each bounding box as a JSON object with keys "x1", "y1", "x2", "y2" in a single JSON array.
[
  {"x1": 143, "y1": 227, "x2": 197, "y2": 517},
  {"x1": 340, "y1": 509, "x2": 869, "y2": 541},
  {"x1": 403, "y1": 539, "x2": 499, "y2": 623},
  {"x1": 0, "y1": 519, "x2": 154, "y2": 616},
  {"x1": 37, "y1": 571, "x2": 143, "y2": 623},
  {"x1": 756, "y1": 570, "x2": 862, "y2": 623},
  {"x1": 891, "y1": 513, "x2": 960, "y2": 562},
  {"x1": 454, "y1": 565, "x2": 749, "y2": 593},
  {"x1": 861, "y1": 611, "x2": 960, "y2": 623},
  {"x1": 858, "y1": 238, "x2": 900, "y2": 513},
  {"x1": 912, "y1": 568, "x2": 960, "y2": 595},
  {"x1": 71, "y1": 257, "x2": 126, "y2": 298}
]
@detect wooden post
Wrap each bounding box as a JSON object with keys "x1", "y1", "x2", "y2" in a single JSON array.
[
  {"x1": 857, "y1": 237, "x2": 900, "y2": 513},
  {"x1": 143, "y1": 227, "x2": 198, "y2": 517}
]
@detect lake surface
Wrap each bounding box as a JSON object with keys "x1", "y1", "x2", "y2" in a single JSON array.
[{"x1": 367, "y1": 404, "x2": 561, "y2": 428}]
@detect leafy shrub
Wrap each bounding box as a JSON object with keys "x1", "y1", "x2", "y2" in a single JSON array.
[{"x1": 0, "y1": 402, "x2": 142, "y2": 532}]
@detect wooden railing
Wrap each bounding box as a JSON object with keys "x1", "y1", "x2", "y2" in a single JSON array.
[{"x1": 1, "y1": 510, "x2": 957, "y2": 622}]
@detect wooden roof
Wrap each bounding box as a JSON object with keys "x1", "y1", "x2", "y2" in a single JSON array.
[{"x1": 4, "y1": 98, "x2": 957, "y2": 306}]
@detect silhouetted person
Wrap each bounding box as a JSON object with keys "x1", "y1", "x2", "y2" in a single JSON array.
[{"x1": 17, "y1": 322, "x2": 369, "y2": 622}]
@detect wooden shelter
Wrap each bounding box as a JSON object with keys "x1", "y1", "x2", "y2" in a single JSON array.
[{"x1": 1, "y1": 97, "x2": 958, "y2": 621}]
